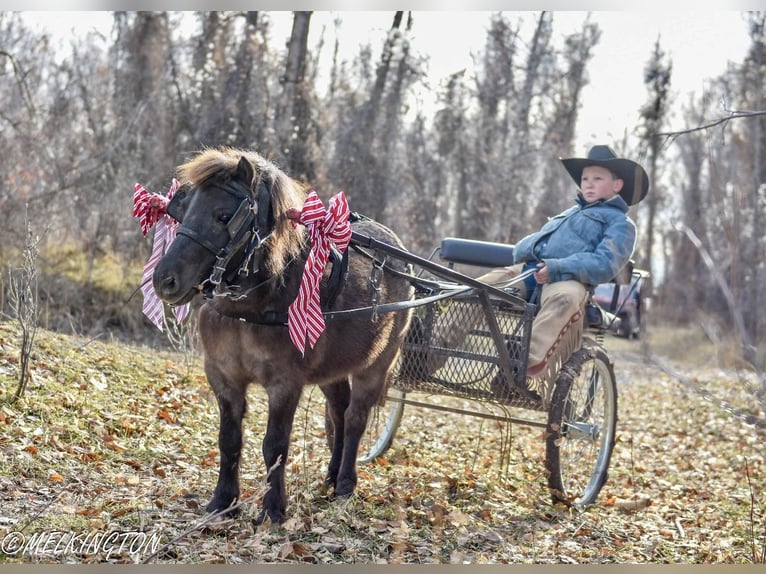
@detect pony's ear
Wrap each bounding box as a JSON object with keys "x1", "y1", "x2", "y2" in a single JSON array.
[{"x1": 235, "y1": 156, "x2": 255, "y2": 187}]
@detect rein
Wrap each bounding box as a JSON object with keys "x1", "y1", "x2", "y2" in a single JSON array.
[{"x1": 212, "y1": 283, "x2": 469, "y2": 326}]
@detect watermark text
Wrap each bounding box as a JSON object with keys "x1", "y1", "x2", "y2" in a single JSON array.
[{"x1": 1, "y1": 529, "x2": 162, "y2": 560}]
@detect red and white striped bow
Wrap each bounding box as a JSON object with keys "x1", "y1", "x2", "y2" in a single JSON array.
[
  {"x1": 287, "y1": 190, "x2": 352, "y2": 355},
  {"x1": 133, "y1": 178, "x2": 190, "y2": 331}
]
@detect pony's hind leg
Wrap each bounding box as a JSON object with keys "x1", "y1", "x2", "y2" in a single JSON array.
[
  {"x1": 334, "y1": 346, "x2": 400, "y2": 498},
  {"x1": 257, "y1": 384, "x2": 303, "y2": 524},
  {"x1": 319, "y1": 378, "x2": 352, "y2": 489},
  {"x1": 206, "y1": 379, "x2": 248, "y2": 516}
]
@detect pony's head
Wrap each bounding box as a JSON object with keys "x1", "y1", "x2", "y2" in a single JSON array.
[{"x1": 153, "y1": 147, "x2": 307, "y2": 305}]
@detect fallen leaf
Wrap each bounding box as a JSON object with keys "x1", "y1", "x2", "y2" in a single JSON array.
[
  {"x1": 616, "y1": 497, "x2": 652, "y2": 513},
  {"x1": 446, "y1": 509, "x2": 470, "y2": 525},
  {"x1": 157, "y1": 409, "x2": 176, "y2": 424}
]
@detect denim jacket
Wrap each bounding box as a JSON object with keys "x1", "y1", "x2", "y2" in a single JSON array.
[{"x1": 513, "y1": 194, "x2": 636, "y2": 286}]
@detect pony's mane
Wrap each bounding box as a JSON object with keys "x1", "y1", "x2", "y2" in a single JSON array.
[{"x1": 176, "y1": 147, "x2": 308, "y2": 277}]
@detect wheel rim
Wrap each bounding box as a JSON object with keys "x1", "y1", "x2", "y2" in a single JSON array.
[{"x1": 556, "y1": 354, "x2": 616, "y2": 504}]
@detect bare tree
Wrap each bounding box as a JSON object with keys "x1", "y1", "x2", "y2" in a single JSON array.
[
  {"x1": 7, "y1": 208, "x2": 42, "y2": 401},
  {"x1": 275, "y1": 11, "x2": 316, "y2": 182},
  {"x1": 535, "y1": 16, "x2": 601, "y2": 227},
  {"x1": 400, "y1": 113, "x2": 442, "y2": 253},
  {"x1": 737, "y1": 13, "x2": 766, "y2": 349},
  {"x1": 637, "y1": 37, "x2": 673, "y2": 279},
  {"x1": 326, "y1": 11, "x2": 411, "y2": 218},
  {"x1": 461, "y1": 13, "x2": 599, "y2": 243},
  {"x1": 654, "y1": 13, "x2": 766, "y2": 373},
  {"x1": 500, "y1": 11, "x2": 553, "y2": 238},
  {"x1": 462, "y1": 13, "x2": 518, "y2": 241},
  {"x1": 663, "y1": 100, "x2": 710, "y2": 322},
  {"x1": 433, "y1": 70, "x2": 471, "y2": 239}
]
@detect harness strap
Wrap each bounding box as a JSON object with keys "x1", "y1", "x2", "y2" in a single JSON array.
[
  {"x1": 193, "y1": 179, "x2": 275, "y2": 294},
  {"x1": 211, "y1": 284, "x2": 469, "y2": 325},
  {"x1": 257, "y1": 180, "x2": 273, "y2": 235},
  {"x1": 176, "y1": 226, "x2": 222, "y2": 256},
  {"x1": 323, "y1": 246, "x2": 349, "y2": 309}
]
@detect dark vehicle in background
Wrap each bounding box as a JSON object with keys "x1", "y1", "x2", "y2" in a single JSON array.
[{"x1": 592, "y1": 272, "x2": 647, "y2": 339}]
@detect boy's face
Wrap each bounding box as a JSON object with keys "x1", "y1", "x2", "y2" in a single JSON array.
[{"x1": 580, "y1": 165, "x2": 624, "y2": 204}]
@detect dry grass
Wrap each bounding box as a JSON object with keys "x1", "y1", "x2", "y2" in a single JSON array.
[
  {"x1": 0, "y1": 319, "x2": 764, "y2": 563},
  {"x1": 634, "y1": 321, "x2": 753, "y2": 370}
]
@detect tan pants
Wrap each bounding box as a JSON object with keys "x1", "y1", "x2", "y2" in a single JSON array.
[{"x1": 477, "y1": 264, "x2": 587, "y2": 368}]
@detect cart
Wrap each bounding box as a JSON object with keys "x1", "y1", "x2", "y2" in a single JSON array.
[{"x1": 341, "y1": 231, "x2": 646, "y2": 506}]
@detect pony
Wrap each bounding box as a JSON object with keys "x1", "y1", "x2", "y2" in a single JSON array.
[{"x1": 151, "y1": 147, "x2": 414, "y2": 524}]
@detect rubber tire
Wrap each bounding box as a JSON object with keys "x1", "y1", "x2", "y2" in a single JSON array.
[
  {"x1": 324, "y1": 388, "x2": 406, "y2": 463},
  {"x1": 545, "y1": 341, "x2": 617, "y2": 505}
]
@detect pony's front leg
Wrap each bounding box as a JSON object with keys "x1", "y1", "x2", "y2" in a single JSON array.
[
  {"x1": 257, "y1": 385, "x2": 302, "y2": 525},
  {"x1": 206, "y1": 380, "x2": 248, "y2": 516}
]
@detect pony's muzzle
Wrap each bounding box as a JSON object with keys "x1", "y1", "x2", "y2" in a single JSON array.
[
  {"x1": 154, "y1": 270, "x2": 177, "y2": 297},
  {"x1": 153, "y1": 267, "x2": 179, "y2": 300},
  {"x1": 153, "y1": 267, "x2": 197, "y2": 305}
]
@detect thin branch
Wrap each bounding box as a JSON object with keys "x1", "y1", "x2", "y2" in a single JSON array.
[
  {"x1": 745, "y1": 459, "x2": 766, "y2": 563},
  {"x1": 0, "y1": 49, "x2": 36, "y2": 116},
  {"x1": 656, "y1": 109, "x2": 766, "y2": 139}
]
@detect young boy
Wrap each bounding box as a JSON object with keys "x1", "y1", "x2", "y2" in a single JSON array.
[{"x1": 479, "y1": 144, "x2": 648, "y2": 382}]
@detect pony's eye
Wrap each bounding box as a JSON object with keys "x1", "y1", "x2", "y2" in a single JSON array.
[{"x1": 216, "y1": 212, "x2": 231, "y2": 225}]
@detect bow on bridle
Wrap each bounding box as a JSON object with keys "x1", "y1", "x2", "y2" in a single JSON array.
[
  {"x1": 286, "y1": 190, "x2": 352, "y2": 356},
  {"x1": 132, "y1": 178, "x2": 190, "y2": 331}
]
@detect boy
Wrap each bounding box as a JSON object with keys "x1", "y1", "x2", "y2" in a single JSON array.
[
  {"x1": 411, "y1": 145, "x2": 649, "y2": 401},
  {"x1": 481, "y1": 144, "x2": 648, "y2": 382}
]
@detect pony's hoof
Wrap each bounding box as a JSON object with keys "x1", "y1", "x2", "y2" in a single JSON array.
[
  {"x1": 254, "y1": 507, "x2": 286, "y2": 525},
  {"x1": 333, "y1": 479, "x2": 356, "y2": 498},
  {"x1": 206, "y1": 498, "x2": 241, "y2": 517}
]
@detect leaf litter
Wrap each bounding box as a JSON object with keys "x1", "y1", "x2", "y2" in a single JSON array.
[{"x1": 0, "y1": 320, "x2": 763, "y2": 563}]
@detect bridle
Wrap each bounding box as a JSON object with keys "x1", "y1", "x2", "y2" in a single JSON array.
[{"x1": 168, "y1": 177, "x2": 274, "y2": 300}]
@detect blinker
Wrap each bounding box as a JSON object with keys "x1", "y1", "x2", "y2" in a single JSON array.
[
  {"x1": 166, "y1": 188, "x2": 188, "y2": 223},
  {"x1": 227, "y1": 197, "x2": 257, "y2": 239}
]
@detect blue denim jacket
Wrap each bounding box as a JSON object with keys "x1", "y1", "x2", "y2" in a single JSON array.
[{"x1": 513, "y1": 194, "x2": 636, "y2": 286}]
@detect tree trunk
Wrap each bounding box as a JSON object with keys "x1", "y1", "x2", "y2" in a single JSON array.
[{"x1": 275, "y1": 11, "x2": 314, "y2": 181}]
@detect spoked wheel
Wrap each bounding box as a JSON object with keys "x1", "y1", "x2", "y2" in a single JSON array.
[
  {"x1": 324, "y1": 388, "x2": 406, "y2": 463},
  {"x1": 545, "y1": 340, "x2": 617, "y2": 505}
]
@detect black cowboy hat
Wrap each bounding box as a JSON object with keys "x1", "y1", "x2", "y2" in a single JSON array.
[{"x1": 560, "y1": 145, "x2": 649, "y2": 206}]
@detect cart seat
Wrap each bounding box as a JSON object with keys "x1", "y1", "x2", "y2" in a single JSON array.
[{"x1": 439, "y1": 237, "x2": 515, "y2": 268}]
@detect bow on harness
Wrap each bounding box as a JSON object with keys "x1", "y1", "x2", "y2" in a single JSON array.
[
  {"x1": 132, "y1": 178, "x2": 190, "y2": 331},
  {"x1": 287, "y1": 191, "x2": 352, "y2": 356}
]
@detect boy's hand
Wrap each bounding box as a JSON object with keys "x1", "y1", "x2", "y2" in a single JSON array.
[{"x1": 534, "y1": 262, "x2": 549, "y2": 284}]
